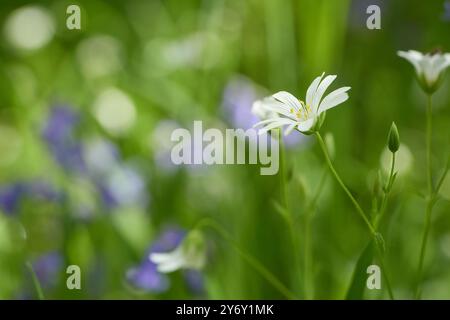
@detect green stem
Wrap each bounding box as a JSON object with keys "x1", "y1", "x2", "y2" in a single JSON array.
[
  {"x1": 26, "y1": 262, "x2": 45, "y2": 300},
  {"x1": 196, "y1": 218, "x2": 297, "y2": 300},
  {"x1": 415, "y1": 94, "x2": 434, "y2": 299},
  {"x1": 315, "y1": 132, "x2": 394, "y2": 300},
  {"x1": 277, "y1": 129, "x2": 302, "y2": 297},
  {"x1": 304, "y1": 167, "x2": 327, "y2": 299},
  {"x1": 315, "y1": 132, "x2": 375, "y2": 235},
  {"x1": 415, "y1": 201, "x2": 433, "y2": 299},
  {"x1": 414, "y1": 158, "x2": 449, "y2": 300},
  {"x1": 434, "y1": 160, "x2": 449, "y2": 196},
  {"x1": 374, "y1": 152, "x2": 396, "y2": 229},
  {"x1": 426, "y1": 95, "x2": 433, "y2": 194}
]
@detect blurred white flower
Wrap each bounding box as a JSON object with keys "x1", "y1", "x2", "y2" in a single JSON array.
[
  {"x1": 150, "y1": 230, "x2": 206, "y2": 273},
  {"x1": 381, "y1": 143, "x2": 413, "y2": 176},
  {"x1": 107, "y1": 165, "x2": 147, "y2": 208},
  {"x1": 76, "y1": 35, "x2": 122, "y2": 79},
  {"x1": 4, "y1": 6, "x2": 55, "y2": 51},
  {"x1": 84, "y1": 138, "x2": 118, "y2": 178},
  {"x1": 253, "y1": 73, "x2": 350, "y2": 135},
  {"x1": 251, "y1": 98, "x2": 278, "y2": 120},
  {"x1": 93, "y1": 87, "x2": 136, "y2": 136},
  {"x1": 398, "y1": 50, "x2": 450, "y2": 93}
]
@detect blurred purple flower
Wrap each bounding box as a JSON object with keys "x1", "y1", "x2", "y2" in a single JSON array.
[
  {"x1": 222, "y1": 76, "x2": 259, "y2": 130},
  {"x1": 97, "y1": 183, "x2": 118, "y2": 209},
  {"x1": 126, "y1": 260, "x2": 169, "y2": 293},
  {"x1": 183, "y1": 269, "x2": 205, "y2": 295},
  {"x1": 444, "y1": 1, "x2": 450, "y2": 21},
  {"x1": 0, "y1": 183, "x2": 26, "y2": 215},
  {"x1": 0, "y1": 180, "x2": 62, "y2": 215},
  {"x1": 127, "y1": 227, "x2": 185, "y2": 293},
  {"x1": 27, "y1": 180, "x2": 62, "y2": 202},
  {"x1": 42, "y1": 106, "x2": 78, "y2": 143},
  {"x1": 151, "y1": 227, "x2": 186, "y2": 253},
  {"x1": 42, "y1": 106, "x2": 86, "y2": 173},
  {"x1": 32, "y1": 252, "x2": 63, "y2": 289}
]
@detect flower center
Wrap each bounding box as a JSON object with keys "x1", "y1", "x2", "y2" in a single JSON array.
[{"x1": 290, "y1": 100, "x2": 311, "y2": 121}]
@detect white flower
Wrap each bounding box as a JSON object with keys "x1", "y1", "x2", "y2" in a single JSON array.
[
  {"x1": 149, "y1": 230, "x2": 206, "y2": 273},
  {"x1": 398, "y1": 50, "x2": 450, "y2": 93},
  {"x1": 251, "y1": 97, "x2": 278, "y2": 120},
  {"x1": 253, "y1": 73, "x2": 350, "y2": 135}
]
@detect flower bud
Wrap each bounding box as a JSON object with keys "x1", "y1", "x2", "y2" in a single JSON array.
[
  {"x1": 387, "y1": 122, "x2": 400, "y2": 153},
  {"x1": 150, "y1": 230, "x2": 206, "y2": 273}
]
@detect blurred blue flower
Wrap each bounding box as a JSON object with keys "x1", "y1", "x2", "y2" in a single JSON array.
[
  {"x1": 222, "y1": 76, "x2": 259, "y2": 130},
  {"x1": 126, "y1": 259, "x2": 169, "y2": 293},
  {"x1": 0, "y1": 180, "x2": 62, "y2": 215},
  {"x1": 27, "y1": 180, "x2": 62, "y2": 202},
  {"x1": 32, "y1": 252, "x2": 63, "y2": 289},
  {"x1": 151, "y1": 227, "x2": 186, "y2": 253},
  {"x1": 183, "y1": 269, "x2": 205, "y2": 295},
  {"x1": 127, "y1": 227, "x2": 185, "y2": 293},
  {"x1": 104, "y1": 165, "x2": 149, "y2": 209},
  {"x1": 0, "y1": 183, "x2": 26, "y2": 215},
  {"x1": 444, "y1": 1, "x2": 450, "y2": 21},
  {"x1": 126, "y1": 227, "x2": 206, "y2": 294},
  {"x1": 42, "y1": 106, "x2": 86, "y2": 173}
]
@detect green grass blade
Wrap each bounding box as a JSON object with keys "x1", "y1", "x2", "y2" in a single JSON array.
[{"x1": 345, "y1": 241, "x2": 374, "y2": 300}]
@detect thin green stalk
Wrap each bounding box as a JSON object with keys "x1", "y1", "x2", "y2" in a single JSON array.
[
  {"x1": 435, "y1": 159, "x2": 449, "y2": 196},
  {"x1": 373, "y1": 243, "x2": 395, "y2": 300},
  {"x1": 374, "y1": 152, "x2": 396, "y2": 229},
  {"x1": 415, "y1": 160, "x2": 448, "y2": 299},
  {"x1": 415, "y1": 94, "x2": 435, "y2": 299},
  {"x1": 303, "y1": 167, "x2": 327, "y2": 299},
  {"x1": 277, "y1": 129, "x2": 302, "y2": 297},
  {"x1": 278, "y1": 129, "x2": 289, "y2": 210},
  {"x1": 315, "y1": 132, "x2": 394, "y2": 300},
  {"x1": 196, "y1": 218, "x2": 297, "y2": 300},
  {"x1": 415, "y1": 201, "x2": 433, "y2": 299},
  {"x1": 315, "y1": 132, "x2": 375, "y2": 235},
  {"x1": 26, "y1": 262, "x2": 45, "y2": 300},
  {"x1": 426, "y1": 95, "x2": 433, "y2": 194}
]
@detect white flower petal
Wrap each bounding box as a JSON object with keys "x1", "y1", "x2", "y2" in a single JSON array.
[
  {"x1": 297, "y1": 118, "x2": 315, "y2": 132},
  {"x1": 433, "y1": 54, "x2": 450, "y2": 76},
  {"x1": 253, "y1": 118, "x2": 282, "y2": 128},
  {"x1": 311, "y1": 74, "x2": 336, "y2": 111},
  {"x1": 272, "y1": 91, "x2": 301, "y2": 112},
  {"x1": 398, "y1": 50, "x2": 422, "y2": 75},
  {"x1": 252, "y1": 98, "x2": 279, "y2": 120},
  {"x1": 306, "y1": 72, "x2": 324, "y2": 107},
  {"x1": 318, "y1": 86, "x2": 350, "y2": 113},
  {"x1": 284, "y1": 122, "x2": 297, "y2": 136},
  {"x1": 149, "y1": 252, "x2": 174, "y2": 264},
  {"x1": 264, "y1": 102, "x2": 297, "y2": 119},
  {"x1": 258, "y1": 118, "x2": 297, "y2": 135},
  {"x1": 156, "y1": 257, "x2": 185, "y2": 273},
  {"x1": 150, "y1": 250, "x2": 185, "y2": 273}
]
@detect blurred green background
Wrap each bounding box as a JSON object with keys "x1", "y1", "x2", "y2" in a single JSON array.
[{"x1": 0, "y1": 0, "x2": 449, "y2": 299}]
